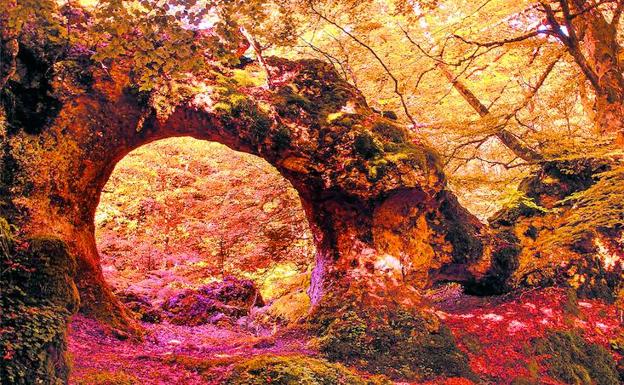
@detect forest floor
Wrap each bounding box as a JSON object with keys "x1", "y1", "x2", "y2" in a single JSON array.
[
  {"x1": 68, "y1": 287, "x2": 623, "y2": 385},
  {"x1": 68, "y1": 314, "x2": 315, "y2": 385}
]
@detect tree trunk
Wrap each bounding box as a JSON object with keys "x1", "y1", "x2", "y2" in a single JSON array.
[
  {"x1": 563, "y1": 0, "x2": 624, "y2": 144},
  {"x1": 437, "y1": 62, "x2": 545, "y2": 162}
]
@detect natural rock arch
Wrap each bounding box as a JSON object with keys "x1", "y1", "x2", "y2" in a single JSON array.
[
  {"x1": 1, "y1": 54, "x2": 491, "y2": 383},
  {"x1": 4, "y1": 57, "x2": 487, "y2": 330}
]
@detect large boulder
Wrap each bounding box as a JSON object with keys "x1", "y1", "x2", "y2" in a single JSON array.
[{"x1": 161, "y1": 276, "x2": 264, "y2": 325}]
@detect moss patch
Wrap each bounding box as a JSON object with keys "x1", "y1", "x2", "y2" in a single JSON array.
[
  {"x1": 74, "y1": 370, "x2": 139, "y2": 385},
  {"x1": 353, "y1": 131, "x2": 383, "y2": 160},
  {"x1": 0, "y1": 226, "x2": 79, "y2": 385},
  {"x1": 225, "y1": 354, "x2": 392, "y2": 385},
  {"x1": 371, "y1": 121, "x2": 407, "y2": 144},
  {"x1": 534, "y1": 330, "x2": 619, "y2": 385},
  {"x1": 311, "y1": 294, "x2": 476, "y2": 381}
]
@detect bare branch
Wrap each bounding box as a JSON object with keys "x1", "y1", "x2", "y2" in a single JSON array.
[
  {"x1": 308, "y1": 3, "x2": 418, "y2": 129},
  {"x1": 452, "y1": 31, "x2": 541, "y2": 48}
]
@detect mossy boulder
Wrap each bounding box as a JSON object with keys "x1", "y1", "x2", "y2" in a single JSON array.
[
  {"x1": 225, "y1": 354, "x2": 392, "y2": 385},
  {"x1": 475, "y1": 158, "x2": 623, "y2": 299},
  {"x1": 534, "y1": 330, "x2": 619, "y2": 385},
  {"x1": 162, "y1": 276, "x2": 264, "y2": 325},
  {"x1": 310, "y1": 292, "x2": 476, "y2": 381}
]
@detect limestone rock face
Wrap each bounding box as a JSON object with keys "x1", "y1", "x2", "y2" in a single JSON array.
[{"x1": 1, "y1": 48, "x2": 485, "y2": 319}]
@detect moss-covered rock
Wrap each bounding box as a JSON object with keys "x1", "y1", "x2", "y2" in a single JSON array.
[
  {"x1": 310, "y1": 292, "x2": 476, "y2": 381},
  {"x1": 0, "y1": 225, "x2": 79, "y2": 385},
  {"x1": 353, "y1": 131, "x2": 384, "y2": 160},
  {"x1": 474, "y1": 157, "x2": 623, "y2": 299},
  {"x1": 225, "y1": 354, "x2": 392, "y2": 385},
  {"x1": 534, "y1": 330, "x2": 619, "y2": 385},
  {"x1": 371, "y1": 120, "x2": 407, "y2": 144}
]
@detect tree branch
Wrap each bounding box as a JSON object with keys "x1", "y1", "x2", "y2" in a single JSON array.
[
  {"x1": 541, "y1": 1, "x2": 603, "y2": 93},
  {"x1": 452, "y1": 31, "x2": 541, "y2": 48},
  {"x1": 308, "y1": 2, "x2": 418, "y2": 129}
]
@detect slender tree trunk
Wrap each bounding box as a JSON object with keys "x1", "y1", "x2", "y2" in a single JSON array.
[
  {"x1": 437, "y1": 62, "x2": 544, "y2": 162},
  {"x1": 240, "y1": 27, "x2": 274, "y2": 89}
]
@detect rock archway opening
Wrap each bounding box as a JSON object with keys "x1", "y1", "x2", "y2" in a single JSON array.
[{"x1": 94, "y1": 137, "x2": 315, "y2": 326}]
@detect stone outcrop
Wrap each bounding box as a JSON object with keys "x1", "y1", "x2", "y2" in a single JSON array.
[
  {"x1": 469, "y1": 158, "x2": 624, "y2": 300},
  {"x1": 161, "y1": 276, "x2": 264, "y2": 326}
]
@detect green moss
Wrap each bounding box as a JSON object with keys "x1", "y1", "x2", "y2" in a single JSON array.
[
  {"x1": 366, "y1": 161, "x2": 389, "y2": 181},
  {"x1": 0, "y1": 229, "x2": 79, "y2": 385},
  {"x1": 225, "y1": 354, "x2": 392, "y2": 385},
  {"x1": 371, "y1": 121, "x2": 407, "y2": 144},
  {"x1": 213, "y1": 83, "x2": 274, "y2": 145},
  {"x1": 161, "y1": 354, "x2": 238, "y2": 381},
  {"x1": 354, "y1": 131, "x2": 384, "y2": 160},
  {"x1": 311, "y1": 295, "x2": 476, "y2": 381},
  {"x1": 275, "y1": 86, "x2": 315, "y2": 117},
  {"x1": 232, "y1": 69, "x2": 265, "y2": 88},
  {"x1": 74, "y1": 370, "x2": 139, "y2": 385},
  {"x1": 534, "y1": 330, "x2": 619, "y2": 385},
  {"x1": 377, "y1": 142, "x2": 439, "y2": 174},
  {"x1": 327, "y1": 112, "x2": 357, "y2": 127},
  {"x1": 272, "y1": 126, "x2": 292, "y2": 151}
]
